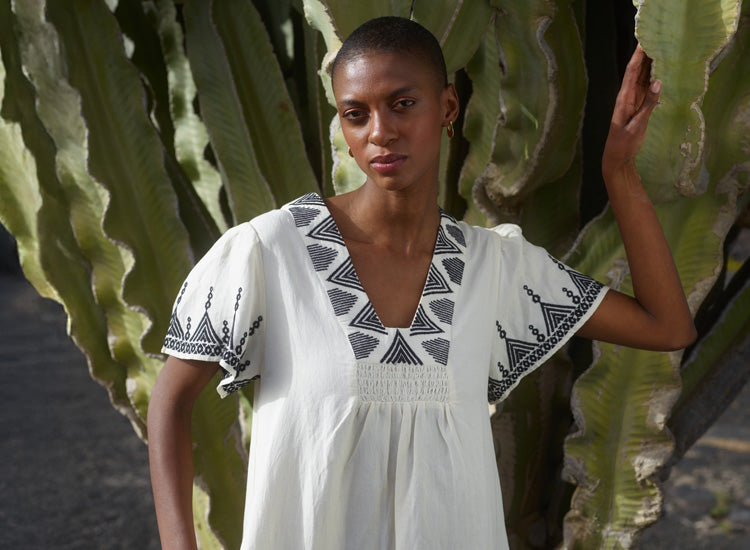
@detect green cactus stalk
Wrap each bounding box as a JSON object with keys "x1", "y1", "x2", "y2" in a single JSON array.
[{"x1": 0, "y1": 1, "x2": 747, "y2": 547}]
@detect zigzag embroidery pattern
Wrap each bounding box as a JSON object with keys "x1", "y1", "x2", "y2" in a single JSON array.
[
  {"x1": 308, "y1": 216, "x2": 347, "y2": 246},
  {"x1": 410, "y1": 304, "x2": 443, "y2": 336},
  {"x1": 350, "y1": 302, "x2": 388, "y2": 334},
  {"x1": 327, "y1": 257, "x2": 365, "y2": 292},
  {"x1": 285, "y1": 194, "x2": 464, "y2": 366}
]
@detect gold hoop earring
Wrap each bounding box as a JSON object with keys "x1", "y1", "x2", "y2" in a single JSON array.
[
  {"x1": 348, "y1": 147, "x2": 354, "y2": 158},
  {"x1": 446, "y1": 120, "x2": 455, "y2": 139}
]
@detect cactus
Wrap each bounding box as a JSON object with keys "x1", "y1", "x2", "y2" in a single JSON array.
[{"x1": 0, "y1": 0, "x2": 747, "y2": 547}]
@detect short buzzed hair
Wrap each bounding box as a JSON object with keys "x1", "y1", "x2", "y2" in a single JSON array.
[{"x1": 331, "y1": 16, "x2": 448, "y2": 90}]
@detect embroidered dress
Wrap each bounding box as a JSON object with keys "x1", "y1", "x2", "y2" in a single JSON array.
[{"x1": 162, "y1": 193, "x2": 608, "y2": 549}]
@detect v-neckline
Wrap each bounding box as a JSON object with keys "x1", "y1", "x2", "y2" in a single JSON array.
[
  {"x1": 285, "y1": 193, "x2": 466, "y2": 367},
  {"x1": 320, "y1": 199, "x2": 441, "y2": 331}
]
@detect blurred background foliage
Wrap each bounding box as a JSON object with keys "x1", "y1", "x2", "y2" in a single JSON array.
[{"x1": 0, "y1": 0, "x2": 747, "y2": 548}]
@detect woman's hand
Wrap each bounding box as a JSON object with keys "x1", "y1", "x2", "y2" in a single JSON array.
[
  {"x1": 576, "y1": 44, "x2": 696, "y2": 351},
  {"x1": 602, "y1": 45, "x2": 661, "y2": 179}
]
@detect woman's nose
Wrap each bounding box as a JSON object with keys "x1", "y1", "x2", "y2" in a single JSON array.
[{"x1": 368, "y1": 111, "x2": 397, "y2": 146}]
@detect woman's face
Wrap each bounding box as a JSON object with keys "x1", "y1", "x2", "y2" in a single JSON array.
[{"x1": 333, "y1": 51, "x2": 458, "y2": 193}]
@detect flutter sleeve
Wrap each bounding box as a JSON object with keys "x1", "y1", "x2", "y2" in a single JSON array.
[
  {"x1": 161, "y1": 222, "x2": 266, "y2": 398},
  {"x1": 488, "y1": 224, "x2": 608, "y2": 404}
]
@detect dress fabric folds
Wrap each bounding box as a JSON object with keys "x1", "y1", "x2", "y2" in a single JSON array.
[{"x1": 162, "y1": 193, "x2": 608, "y2": 550}]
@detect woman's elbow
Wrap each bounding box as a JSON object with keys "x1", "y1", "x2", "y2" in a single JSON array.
[{"x1": 662, "y1": 320, "x2": 698, "y2": 351}]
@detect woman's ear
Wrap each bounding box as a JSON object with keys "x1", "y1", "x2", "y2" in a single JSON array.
[{"x1": 442, "y1": 83, "x2": 460, "y2": 124}]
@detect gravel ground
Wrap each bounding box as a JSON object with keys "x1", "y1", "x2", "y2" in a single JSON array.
[{"x1": 0, "y1": 270, "x2": 747, "y2": 550}]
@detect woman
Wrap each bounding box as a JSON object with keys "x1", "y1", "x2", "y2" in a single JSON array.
[{"x1": 148, "y1": 16, "x2": 696, "y2": 550}]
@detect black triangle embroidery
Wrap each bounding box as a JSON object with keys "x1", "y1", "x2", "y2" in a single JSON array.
[
  {"x1": 540, "y1": 302, "x2": 575, "y2": 335},
  {"x1": 350, "y1": 302, "x2": 387, "y2": 334},
  {"x1": 505, "y1": 338, "x2": 537, "y2": 370},
  {"x1": 441, "y1": 257, "x2": 464, "y2": 285},
  {"x1": 327, "y1": 258, "x2": 364, "y2": 292},
  {"x1": 327, "y1": 288, "x2": 358, "y2": 316},
  {"x1": 446, "y1": 224, "x2": 466, "y2": 247},
  {"x1": 423, "y1": 264, "x2": 451, "y2": 295},
  {"x1": 166, "y1": 311, "x2": 184, "y2": 340},
  {"x1": 567, "y1": 269, "x2": 600, "y2": 296},
  {"x1": 189, "y1": 311, "x2": 222, "y2": 345},
  {"x1": 348, "y1": 331, "x2": 379, "y2": 360},
  {"x1": 307, "y1": 243, "x2": 338, "y2": 272},
  {"x1": 381, "y1": 330, "x2": 423, "y2": 365},
  {"x1": 307, "y1": 216, "x2": 346, "y2": 246},
  {"x1": 428, "y1": 298, "x2": 454, "y2": 325},
  {"x1": 433, "y1": 225, "x2": 462, "y2": 255},
  {"x1": 488, "y1": 377, "x2": 505, "y2": 403},
  {"x1": 422, "y1": 338, "x2": 450, "y2": 365},
  {"x1": 289, "y1": 206, "x2": 320, "y2": 228},
  {"x1": 410, "y1": 304, "x2": 443, "y2": 335},
  {"x1": 292, "y1": 192, "x2": 325, "y2": 206}
]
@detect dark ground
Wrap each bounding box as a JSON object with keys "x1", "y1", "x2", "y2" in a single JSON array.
[
  {"x1": 0, "y1": 265, "x2": 747, "y2": 549},
  {"x1": 0, "y1": 274, "x2": 159, "y2": 550}
]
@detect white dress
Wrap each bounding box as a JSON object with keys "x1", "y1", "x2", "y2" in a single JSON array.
[{"x1": 162, "y1": 193, "x2": 608, "y2": 549}]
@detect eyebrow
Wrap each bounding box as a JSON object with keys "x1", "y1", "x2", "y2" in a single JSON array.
[{"x1": 337, "y1": 86, "x2": 419, "y2": 108}]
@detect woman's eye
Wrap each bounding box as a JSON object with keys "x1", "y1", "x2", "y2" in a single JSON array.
[
  {"x1": 394, "y1": 99, "x2": 416, "y2": 109},
  {"x1": 343, "y1": 109, "x2": 365, "y2": 120}
]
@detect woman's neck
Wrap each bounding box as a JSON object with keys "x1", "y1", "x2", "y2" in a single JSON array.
[{"x1": 325, "y1": 183, "x2": 440, "y2": 256}]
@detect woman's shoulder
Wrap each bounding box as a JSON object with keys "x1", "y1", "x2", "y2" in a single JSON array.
[{"x1": 459, "y1": 220, "x2": 526, "y2": 251}]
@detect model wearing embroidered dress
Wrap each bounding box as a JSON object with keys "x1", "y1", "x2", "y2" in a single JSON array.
[{"x1": 148, "y1": 17, "x2": 696, "y2": 550}]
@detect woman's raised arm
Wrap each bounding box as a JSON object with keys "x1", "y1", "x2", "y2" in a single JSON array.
[{"x1": 576, "y1": 45, "x2": 696, "y2": 350}]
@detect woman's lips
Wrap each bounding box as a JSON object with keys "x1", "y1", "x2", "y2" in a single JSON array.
[{"x1": 370, "y1": 154, "x2": 407, "y2": 174}]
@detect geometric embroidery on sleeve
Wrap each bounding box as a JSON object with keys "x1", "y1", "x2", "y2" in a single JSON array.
[
  {"x1": 548, "y1": 254, "x2": 604, "y2": 299},
  {"x1": 488, "y1": 378, "x2": 504, "y2": 403},
  {"x1": 190, "y1": 307, "x2": 223, "y2": 355},
  {"x1": 540, "y1": 301, "x2": 576, "y2": 335},
  {"x1": 163, "y1": 282, "x2": 264, "y2": 396},
  {"x1": 165, "y1": 281, "x2": 188, "y2": 341},
  {"x1": 166, "y1": 308, "x2": 185, "y2": 342},
  {"x1": 488, "y1": 258, "x2": 604, "y2": 403}
]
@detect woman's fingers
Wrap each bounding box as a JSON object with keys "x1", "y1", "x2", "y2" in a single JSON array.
[
  {"x1": 628, "y1": 79, "x2": 661, "y2": 132},
  {"x1": 613, "y1": 45, "x2": 654, "y2": 126}
]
